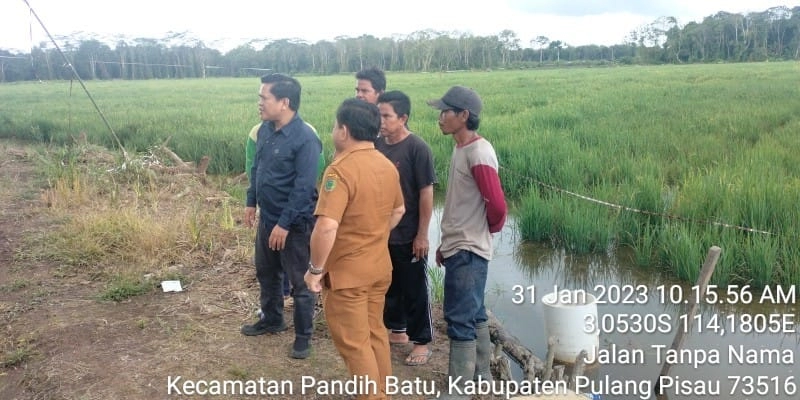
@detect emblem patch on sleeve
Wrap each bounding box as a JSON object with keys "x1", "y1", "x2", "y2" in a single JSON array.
[{"x1": 324, "y1": 174, "x2": 338, "y2": 192}]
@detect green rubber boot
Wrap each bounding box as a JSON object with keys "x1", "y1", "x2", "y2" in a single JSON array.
[
  {"x1": 473, "y1": 321, "x2": 493, "y2": 382},
  {"x1": 434, "y1": 339, "x2": 476, "y2": 400}
]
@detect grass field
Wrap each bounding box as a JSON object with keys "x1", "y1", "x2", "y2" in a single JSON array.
[{"x1": 2, "y1": 62, "x2": 799, "y2": 287}]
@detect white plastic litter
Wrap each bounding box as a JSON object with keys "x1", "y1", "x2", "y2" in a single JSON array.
[{"x1": 161, "y1": 280, "x2": 183, "y2": 292}]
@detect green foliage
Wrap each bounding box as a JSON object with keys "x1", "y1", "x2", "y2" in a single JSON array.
[
  {"x1": 427, "y1": 264, "x2": 444, "y2": 305},
  {"x1": 2, "y1": 344, "x2": 34, "y2": 368},
  {"x1": 223, "y1": 181, "x2": 248, "y2": 203},
  {"x1": 657, "y1": 224, "x2": 705, "y2": 283},
  {"x1": 778, "y1": 235, "x2": 800, "y2": 285},
  {"x1": 627, "y1": 221, "x2": 658, "y2": 267},
  {"x1": 99, "y1": 275, "x2": 153, "y2": 302},
  {"x1": 552, "y1": 193, "x2": 616, "y2": 254},
  {"x1": 741, "y1": 235, "x2": 779, "y2": 288},
  {"x1": 3, "y1": 64, "x2": 800, "y2": 287},
  {"x1": 1, "y1": 279, "x2": 30, "y2": 292},
  {"x1": 517, "y1": 186, "x2": 554, "y2": 243}
]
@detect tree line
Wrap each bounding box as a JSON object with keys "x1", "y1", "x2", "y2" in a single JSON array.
[{"x1": 1, "y1": 6, "x2": 798, "y2": 82}]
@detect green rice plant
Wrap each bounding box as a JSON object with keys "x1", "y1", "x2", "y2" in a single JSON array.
[
  {"x1": 705, "y1": 229, "x2": 741, "y2": 287},
  {"x1": 777, "y1": 235, "x2": 800, "y2": 285},
  {"x1": 28, "y1": 118, "x2": 60, "y2": 143},
  {"x1": 670, "y1": 169, "x2": 735, "y2": 223},
  {"x1": 427, "y1": 264, "x2": 444, "y2": 305},
  {"x1": 517, "y1": 186, "x2": 557, "y2": 243},
  {"x1": 657, "y1": 223, "x2": 705, "y2": 283},
  {"x1": 507, "y1": 128, "x2": 580, "y2": 190},
  {"x1": 627, "y1": 221, "x2": 658, "y2": 267},
  {"x1": 632, "y1": 170, "x2": 669, "y2": 222},
  {"x1": 0, "y1": 114, "x2": 18, "y2": 138},
  {"x1": 553, "y1": 193, "x2": 614, "y2": 254},
  {"x1": 497, "y1": 152, "x2": 532, "y2": 199},
  {"x1": 4, "y1": 63, "x2": 800, "y2": 286},
  {"x1": 740, "y1": 235, "x2": 779, "y2": 287},
  {"x1": 574, "y1": 149, "x2": 606, "y2": 188}
]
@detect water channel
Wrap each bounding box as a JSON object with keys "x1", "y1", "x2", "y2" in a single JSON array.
[{"x1": 427, "y1": 209, "x2": 799, "y2": 400}]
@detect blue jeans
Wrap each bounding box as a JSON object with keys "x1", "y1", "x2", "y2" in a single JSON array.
[
  {"x1": 442, "y1": 249, "x2": 488, "y2": 341},
  {"x1": 255, "y1": 220, "x2": 315, "y2": 340}
]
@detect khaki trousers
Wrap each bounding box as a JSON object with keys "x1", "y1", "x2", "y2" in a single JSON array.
[{"x1": 324, "y1": 273, "x2": 392, "y2": 400}]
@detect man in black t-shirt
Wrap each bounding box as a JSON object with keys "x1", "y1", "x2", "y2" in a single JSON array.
[{"x1": 375, "y1": 90, "x2": 437, "y2": 366}]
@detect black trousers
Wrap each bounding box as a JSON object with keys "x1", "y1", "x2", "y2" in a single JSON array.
[
  {"x1": 255, "y1": 221, "x2": 315, "y2": 340},
  {"x1": 383, "y1": 242, "x2": 434, "y2": 345}
]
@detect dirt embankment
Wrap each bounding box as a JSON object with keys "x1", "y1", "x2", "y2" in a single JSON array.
[{"x1": 0, "y1": 141, "x2": 455, "y2": 400}]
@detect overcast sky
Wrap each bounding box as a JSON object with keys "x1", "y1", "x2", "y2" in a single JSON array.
[{"x1": 1, "y1": 0, "x2": 796, "y2": 53}]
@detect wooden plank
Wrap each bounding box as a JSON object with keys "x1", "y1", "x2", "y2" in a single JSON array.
[
  {"x1": 488, "y1": 310, "x2": 546, "y2": 381},
  {"x1": 653, "y1": 245, "x2": 721, "y2": 395}
]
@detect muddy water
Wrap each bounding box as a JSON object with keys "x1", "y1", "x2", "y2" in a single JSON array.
[{"x1": 427, "y1": 209, "x2": 799, "y2": 400}]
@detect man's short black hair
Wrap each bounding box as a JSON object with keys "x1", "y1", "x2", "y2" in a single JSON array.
[
  {"x1": 336, "y1": 98, "x2": 381, "y2": 142},
  {"x1": 261, "y1": 73, "x2": 301, "y2": 111},
  {"x1": 355, "y1": 66, "x2": 386, "y2": 93},
  {"x1": 377, "y1": 90, "x2": 411, "y2": 119}
]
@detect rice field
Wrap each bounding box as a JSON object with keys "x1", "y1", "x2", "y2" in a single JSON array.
[{"x1": 2, "y1": 62, "x2": 799, "y2": 287}]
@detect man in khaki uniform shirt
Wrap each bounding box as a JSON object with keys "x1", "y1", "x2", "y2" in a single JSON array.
[{"x1": 305, "y1": 98, "x2": 405, "y2": 400}]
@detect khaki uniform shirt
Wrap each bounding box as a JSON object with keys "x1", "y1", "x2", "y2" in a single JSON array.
[{"x1": 315, "y1": 146, "x2": 404, "y2": 290}]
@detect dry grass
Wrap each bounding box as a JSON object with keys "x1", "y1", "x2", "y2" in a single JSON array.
[{"x1": 0, "y1": 141, "x2": 454, "y2": 400}]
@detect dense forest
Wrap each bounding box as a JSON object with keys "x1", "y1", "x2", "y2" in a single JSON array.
[{"x1": 1, "y1": 6, "x2": 798, "y2": 82}]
